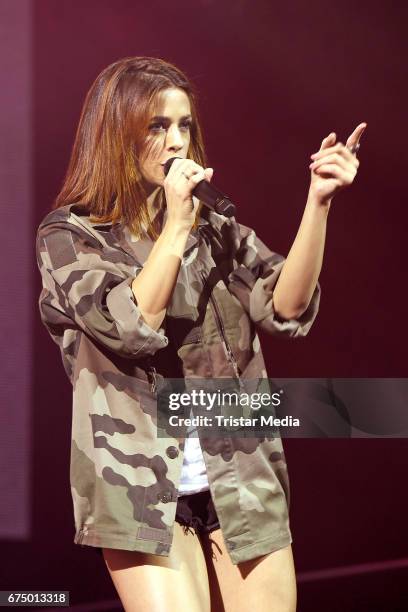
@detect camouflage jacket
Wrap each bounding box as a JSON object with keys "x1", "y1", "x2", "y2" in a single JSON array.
[{"x1": 35, "y1": 199, "x2": 321, "y2": 564}]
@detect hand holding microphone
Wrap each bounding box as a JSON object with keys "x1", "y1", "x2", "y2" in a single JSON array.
[
  {"x1": 162, "y1": 158, "x2": 213, "y2": 231},
  {"x1": 162, "y1": 157, "x2": 237, "y2": 221}
]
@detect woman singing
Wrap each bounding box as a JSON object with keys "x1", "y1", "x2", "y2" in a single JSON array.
[{"x1": 36, "y1": 56, "x2": 366, "y2": 612}]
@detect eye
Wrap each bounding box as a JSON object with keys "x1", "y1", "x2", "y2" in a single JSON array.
[
  {"x1": 148, "y1": 122, "x2": 166, "y2": 133},
  {"x1": 179, "y1": 120, "x2": 192, "y2": 131},
  {"x1": 148, "y1": 120, "x2": 193, "y2": 133}
]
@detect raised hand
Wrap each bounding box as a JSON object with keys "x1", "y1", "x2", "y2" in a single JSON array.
[{"x1": 308, "y1": 122, "x2": 367, "y2": 204}]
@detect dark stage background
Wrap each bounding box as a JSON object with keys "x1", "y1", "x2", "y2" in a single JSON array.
[{"x1": 1, "y1": 0, "x2": 407, "y2": 610}]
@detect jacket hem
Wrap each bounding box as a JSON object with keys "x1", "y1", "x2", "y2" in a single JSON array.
[
  {"x1": 228, "y1": 531, "x2": 293, "y2": 565},
  {"x1": 74, "y1": 530, "x2": 172, "y2": 556}
]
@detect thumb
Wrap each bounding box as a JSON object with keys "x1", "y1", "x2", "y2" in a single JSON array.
[
  {"x1": 204, "y1": 167, "x2": 214, "y2": 181},
  {"x1": 319, "y1": 132, "x2": 336, "y2": 151}
]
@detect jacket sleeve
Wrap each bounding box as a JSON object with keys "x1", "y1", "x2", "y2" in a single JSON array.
[
  {"x1": 36, "y1": 223, "x2": 169, "y2": 359},
  {"x1": 226, "y1": 218, "x2": 321, "y2": 338}
]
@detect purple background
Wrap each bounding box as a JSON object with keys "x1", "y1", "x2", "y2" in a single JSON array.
[
  {"x1": 2, "y1": 0, "x2": 407, "y2": 609},
  {"x1": 0, "y1": 0, "x2": 31, "y2": 544}
]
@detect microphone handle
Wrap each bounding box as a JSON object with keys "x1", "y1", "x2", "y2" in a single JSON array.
[
  {"x1": 162, "y1": 156, "x2": 236, "y2": 218},
  {"x1": 192, "y1": 179, "x2": 236, "y2": 218}
]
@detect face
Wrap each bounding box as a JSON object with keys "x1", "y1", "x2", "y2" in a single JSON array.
[{"x1": 139, "y1": 87, "x2": 192, "y2": 188}]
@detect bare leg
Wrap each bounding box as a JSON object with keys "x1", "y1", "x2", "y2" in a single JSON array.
[
  {"x1": 102, "y1": 522, "x2": 211, "y2": 612},
  {"x1": 200, "y1": 528, "x2": 297, "y2": 612}
]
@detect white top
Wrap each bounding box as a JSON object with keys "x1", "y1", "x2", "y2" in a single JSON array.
[{"x1": 178, "y1": 411, "x2": 210, "y2": 496}]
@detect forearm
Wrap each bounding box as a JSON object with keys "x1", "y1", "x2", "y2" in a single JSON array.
[
  {"x1": 131, "y1": 221, "x2": 190, "y2": 330},
  {"x1": 273, "y1": 193, "x2": 330, "y2": 319}
]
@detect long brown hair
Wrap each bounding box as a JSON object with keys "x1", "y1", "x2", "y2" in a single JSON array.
[{"x1": 54, "y1": 57, "x2": 207, "y2": 239}]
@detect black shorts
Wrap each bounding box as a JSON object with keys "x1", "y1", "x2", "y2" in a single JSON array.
[
  {"x1": 92, "y1": 489, "x2": 219, "y2": 557},
  {"x1": 176, "y1": 489, "x2": 220, "y2": 536}
]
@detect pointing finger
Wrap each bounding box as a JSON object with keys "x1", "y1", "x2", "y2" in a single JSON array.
[{"x1": 346, "y1": 122, "x2": 367, "y2": 155}]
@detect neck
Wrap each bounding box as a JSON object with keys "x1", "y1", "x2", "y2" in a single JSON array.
[
  {"x1": 144, "y1": 184, "x2": 164, "y2": 220},
  {"x1": 141, "y1": 184, "x2": 167, "y2": 236}
]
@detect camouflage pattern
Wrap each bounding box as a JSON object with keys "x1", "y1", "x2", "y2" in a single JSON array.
[{"x1": 35, "y1": 196, "x2": 320, "y2": 564}]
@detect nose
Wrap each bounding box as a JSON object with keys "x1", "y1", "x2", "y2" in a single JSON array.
[{"x1": 166, "y1": 124, "x2": 184, "y2": 152}]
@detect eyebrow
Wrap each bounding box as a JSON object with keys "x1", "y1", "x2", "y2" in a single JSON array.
[{"x1": 149, "y1": 114, "x2": 192, "y2": 122}]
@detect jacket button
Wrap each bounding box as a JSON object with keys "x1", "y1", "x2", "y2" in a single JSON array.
[
  {"x1": 166, "y1": 445, "x2": 179, "y2": 459},
  {"x1": 157, "y1": 491, "x2": 172, "y2": 503}
]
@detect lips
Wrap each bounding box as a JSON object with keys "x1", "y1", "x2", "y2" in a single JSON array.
[{"x1": 160, "y1": 157, "x2": 184, "y2": 166}]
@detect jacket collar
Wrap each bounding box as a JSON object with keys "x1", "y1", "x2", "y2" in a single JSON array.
[
  {"x1": 111, "y1": 209, "x2": 208, "y2": 264},
  {"x1": 49, "y1": 201, "x2": 209, "y2": 265}
]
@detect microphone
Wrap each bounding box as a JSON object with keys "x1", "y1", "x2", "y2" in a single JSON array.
[{"x1": 162, "y1": 157, "x2": 237, "y2": 218}]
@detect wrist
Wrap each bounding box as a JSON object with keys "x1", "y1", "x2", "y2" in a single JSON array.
[
  {"x1": 160, "y1": 220, "x2": 191, "y2": 258},
  {"x1": 162, "y1": 219, "x2": 192, "y2": 238},
  {"x1": 306, "y1": 189, "x2": 332, "y2": 213}
]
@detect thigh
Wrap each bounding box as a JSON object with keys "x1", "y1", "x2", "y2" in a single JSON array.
[
  {"x1": 200, "y1": 528, "x2": 297, "y2": 612},
  {"x1": 102, "y1": 522, "x2": 211, "y2": 612}
]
